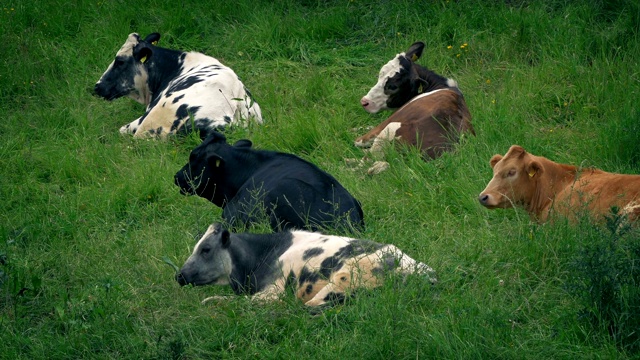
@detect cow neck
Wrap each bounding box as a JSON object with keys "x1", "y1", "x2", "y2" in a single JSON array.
[
  {"x1": 223, "y1": 148, "x2": 272, "y2": 201},
  {"x1": 145, "y1": 47, "x2": 183, "y2": 100},
  {"x1": 227, "y1": 232, "x2": 292, "y2": 295},
  {"x1": 528, "y1": 157, "x2": 578, "y2": 221},
  {"x1": 413, "y1": 64, "x2": 455, "y2": 95}
]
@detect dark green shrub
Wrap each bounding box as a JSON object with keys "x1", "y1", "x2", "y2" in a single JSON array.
[{"x1": 568, "y1": 209, "x2": 640, "y2": 353}]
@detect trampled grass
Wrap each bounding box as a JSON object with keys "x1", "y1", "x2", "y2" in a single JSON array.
[{"x1": 1, "y1": 0, "x2": 639, "y2": 358}]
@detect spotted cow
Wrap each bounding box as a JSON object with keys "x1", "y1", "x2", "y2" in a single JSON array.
[
  {"x1": 94, "y1": 33, "x2": 262, "y2": 139},
  {"x1": 176, "y1": 223, "x2": 437, "y2": 307},
  {"x1": 478, "y1": 145, "x2": 640, "y2": 223},
  {"x1": 356, "y1": 42, "x2": 474, "y2": 160},
  {"x1": 174, "y1": 132, "x2": 365, "y2": 233}
]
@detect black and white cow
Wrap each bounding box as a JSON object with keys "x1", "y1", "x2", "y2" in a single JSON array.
[
  {"x1": 94, "y1": 33, "x2": 262, "y2": 139},
  {"x1": 176, "y1": 223, "x2": 437, "y2": 307},
  {"x1": 174, "y1": 132, "x2": 365, "y2": 233},
  {"x1": 356, "y1": 42, "x2": 473, "y2": 160}
]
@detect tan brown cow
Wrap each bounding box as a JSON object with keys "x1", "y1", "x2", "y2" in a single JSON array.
[
  {"x1": 356, "y1": 42, "x2": 473, "y2": 160},
  {"x1": 478, "y1": 145, "x2": 640, "y2": 223}
]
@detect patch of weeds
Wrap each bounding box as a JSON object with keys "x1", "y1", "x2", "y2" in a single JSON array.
[{"x1": 567, "y1": 208, "x2": 640, "y2": 353}]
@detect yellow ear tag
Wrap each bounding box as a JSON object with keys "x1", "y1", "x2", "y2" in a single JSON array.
[
  {"x1": 528, "y1": 169, "x2": 536, "y2": 178},
  {"x1": 151, "y1": 41, "x2": 158, "y2": 46},
  {"x1": 140, "y1": 55, "x2": 147, "y2": 64},
  {"x1": 215, "y1": 159, "x2": 221, "y2": 167},
  {"x1": 418, "y1": 83, "x2": 424, "y2": 93}
]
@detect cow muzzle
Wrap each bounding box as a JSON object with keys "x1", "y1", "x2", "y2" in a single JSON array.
[
  {"x1": 478, "y1": 193, "x2": 496, "y2": 208},
  {"x1": 176, "y1": 272, "x2": 189, "y2": 286}
]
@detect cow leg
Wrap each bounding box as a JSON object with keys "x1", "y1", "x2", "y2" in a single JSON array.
[
  {"x1": 368, "y1": 122, "x2": 402, "y2": 157},
  {"x1": 120, "y1": 117, "x2": 143, "y2": 135},
  {"x1": 132, "y1": 104, "x2": 179, "y2": 138},
  {"x1": 251, "y1": 281, "x2": 286, "y2": 303},
  {"x1": 304, "y1": 271, "x2": 351, "y2": 307}
]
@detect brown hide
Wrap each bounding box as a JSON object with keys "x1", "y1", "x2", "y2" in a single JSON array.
[
  {"x1": 479, "y1": 145, "x2": 640, "y2": 223},
  {"x1": 355, "y1": 89, "x2": 473, "y2": 159}
]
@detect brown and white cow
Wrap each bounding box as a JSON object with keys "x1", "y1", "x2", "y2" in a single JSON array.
[
  {"x1": 478, "y1": 145, "x2": 640, "y2": 223},
  {"x1": 176, "y1": 223, "x2": 437, "y2": 307},
  {"x1": 356, "y1": 42, "x2": 474, "y2": 160}
]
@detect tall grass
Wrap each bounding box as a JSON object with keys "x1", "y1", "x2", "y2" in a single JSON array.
[{"x1": 1, "y1": 0, "x2": 639, "y2": 358}]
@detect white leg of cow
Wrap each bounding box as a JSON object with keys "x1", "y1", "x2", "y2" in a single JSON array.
[
  {"x1": 250, "y1": 280, "x2": 286, "y2": 303},
  {"x1": 120, "y1": 117, "x2": 143, "y2": 135},
  {"x1": 368, "y1": 122, "x2": 402, "y2": 158},
  {"x1": 379, "y1": 246, "x2": 438, "y2": 284}
]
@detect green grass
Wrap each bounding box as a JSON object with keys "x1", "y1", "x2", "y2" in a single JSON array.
[{"x1": 2, "y1": 0, "x2": 640, "y2": 358}]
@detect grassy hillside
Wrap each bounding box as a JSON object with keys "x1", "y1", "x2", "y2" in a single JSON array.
[{"x1": 1, "y1": 0, "x2": 639, "y2": 358}]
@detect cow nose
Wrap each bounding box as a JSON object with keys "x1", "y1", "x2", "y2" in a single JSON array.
[
  {"x1": 478, "y1": 194, "x2": 490, "y2": 205},
  {"x1": 360, "y1": 97, "x2": 370, "y2": 108},
  {"x1": 176, "y1": 272, "x2": 187, "y2": 286}
]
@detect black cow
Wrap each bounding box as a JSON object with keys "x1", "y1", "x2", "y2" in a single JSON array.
[
  {"x1": 174, "y1": 132, "x2": 365, "y2": 232},
  {"x1": 176, "y1": 223, "x2": 437, "y2": 307},
  {"x1": 94, "y1": 33, "x2": 262, "y2": 139}
]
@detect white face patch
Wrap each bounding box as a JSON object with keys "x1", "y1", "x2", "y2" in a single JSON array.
[
  {"x1": 115, "y1": 33, "x2": 140, "y2": 57},
  {"x1": 97, "y1": 33, "x2": 139, "y2": 83},
  {"x1": 361, "y1": 52, "x2": 405, "y2": 113}
]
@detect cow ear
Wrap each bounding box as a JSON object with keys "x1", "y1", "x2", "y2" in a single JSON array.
[
  {"x1": 490, "y1": 154, "x2": 503, "y2": 169},
  {"x1": 526, "y1": 160, "x2": 543, "y2": 179},
  {"x1": 220, "y1": 229, "x2": 231, "y2": 248},
  {"x1": 405, "y1": 42, "x2": 425, "y2": 62},
  {"x1": 506, "y1": 145, "x2": 526, "y2": 159},
  {"x1": 410, "y1": 68, "x2": 428, "y2": 93},
  {"x1": 143, "y1": 33, "x2": 161, "y2": 46},
  {"x1": 208, "y1": 154, "x2": 225, "y2": 169},
  {"x1": 205, "y1": 131, "x2": 227, "y2": 144},
  {"x1": 233, "y1": 139, "x2": 252, "y2": 148},
  {"x1": 134, "y1": 45, "x2": 152, "y2": 64}
]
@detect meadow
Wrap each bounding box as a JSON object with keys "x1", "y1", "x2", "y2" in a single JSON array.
[{"x1": 1, "y1": 0, "x2": 639, "y2": 358}]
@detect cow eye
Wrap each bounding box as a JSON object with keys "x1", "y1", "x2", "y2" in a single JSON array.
[
  {"x1": 200, "y1": 247, "x2": 211, "y2": 255},
  {"x1": 507, "y1": 169, "x2": 516, "y2": 177}
]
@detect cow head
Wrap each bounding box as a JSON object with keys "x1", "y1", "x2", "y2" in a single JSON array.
[
  {"x1": 176, "y1": 223, "x2": 233, "y2": 286},
  {"x1": 360, "y1": 42, "x2": 427, "y2": 113},
  {"x1": 94, "y1": 32, "x2": 160, "y2": 105},
  {"x1": 174, "y1": 132, "x2": 253, "y2": 206},
  {"x1": 478, "y1": 145, "x2": 543, "y2": 209}
]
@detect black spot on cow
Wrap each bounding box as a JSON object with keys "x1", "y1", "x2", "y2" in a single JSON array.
[
  {"x1": 298, "y1": 266, "x2": 320, "y2": 286},
  {"x1": 302, "y1": 247, "x2": 324, "y2": 261},
  {"x1": 322, "y1": 291, "x2": 346, "y2": 304},
  {"x1": 318, "y1": 256, "x2": 343, "y2": 278},
  {"x1": 165, "y1": 75, "x2": 205, "y2": 97},
  {"x1": 175, "y1": 104, "x2": 201, "y2": 121},
  {"x1": 171, "y1": 119, "x2": 183, "y2": 132},
  {"x1": 223, "y1": 115, "x2": 232, "y2": 124},
  {"x1": 371, "y1": 253, "x2": 399, "y2": 276},
  {"x1": 333, "y1": 240, "x2": 383, "y2": 261},
  {"x1": 172, "y1": 94, "x2": 185, "y2": 104},
  {"x1": 156, "y1": 126, "x2": 163, "y2": 134}
]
